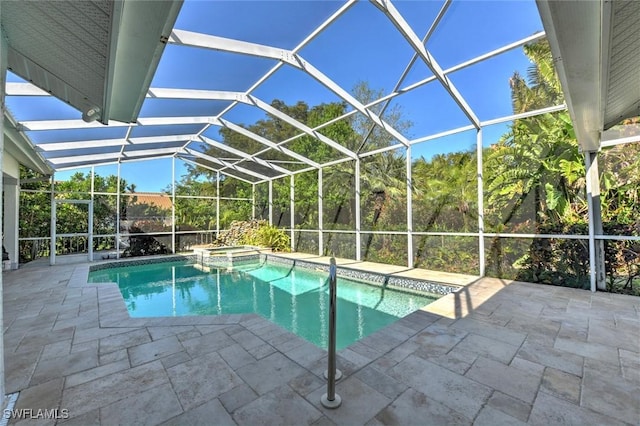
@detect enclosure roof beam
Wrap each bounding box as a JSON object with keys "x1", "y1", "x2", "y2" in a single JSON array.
[
  {"x1": 216, "y1": 118, "x2": 320, "y2": 168},
  {"x1": 183, "y1": 147, "x2": 270, "y2": 181},
  {"x1": 177, "y1": 155, "x2": 257, "y2": 185},
  {"x1": 288, "y1": 56, "x2": 410, "y2": 147},
  {"x1": 168, "y1": 29, "x2": 411, "y2": 147},
  {"x1": 142, "y1": 87, "x2": 358, "y2": 160},
  {"x1": 19, "y1": 116, "x2": 212, "y2": 131},
  {"x1": 198, "y1": 135, "x2": 292, "y2": 176},
  {"x1": 147, "y1": 88, "x2": 241, "y2": 101},
  {"x1": 55, "y1": 154, "x2": 177, "y2": 171},
  {"x1": 47, "y1": 147, "x2": 181, "y2": 166},
  {"x1": 35, "y1": 134, "x2": 195, "y2": 152},
  {"x1": 371, "y1": 0, "x2": 481, "y2": 129},
  {"x1": 55, "y1": 158, "x2": 120, "y2": 171},
  {"x1": 170, "y1": 29, "x2": 290, "y2": 63},
  {"x1": 246, "y1": 95, "x2": 357, "y2": 159}
]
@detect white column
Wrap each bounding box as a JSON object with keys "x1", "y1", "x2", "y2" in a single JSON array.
[
  {"x1": 251, "y1": 183, "x2": 256, "y2": 220},
  {"x1": 216, "y1": 171, "x2": 220, "y2": 234},
  {"x1": 476, "y1": 129, "x2": 485, "y2": 276},
  {"x1": 268, "y1": 180, "x2": 273, "y2": 225},
  {"x1": 171, "y1": 157, "x2": 176, "y2": 254},
  {"x1": 89, "y1": 167, "x2": 94, "y2": 261},
  {"x1": 50, "y1": 178, "x2": 56, "y2": 266},
  {"x1": 318, "y1": 168, "x2": 323, "y2": 256},
  {"x1": 0, "y1": 24, "x2": 7, "y2": 400},
  {"x1": 406, "y1": 146, "x2": 413, "y2": 268},
  {"x1": 585, "y1": 151, "x2": 606, "y2": 291},
  {"x1": 116, "y1": 162, "x2": 121, "y2": 259},
  {"x1": 3, "y1": 178, "x2": 19, "y2": 269},
  {"x1": 355, "y1": 158, "x2": 361, "y2": 261},
  {"x1": 290, "y1": 175, "x2": 295, "y2": 251},
  {"x1": 88, "y1": 200, "x2": 93, "y2": 262}
]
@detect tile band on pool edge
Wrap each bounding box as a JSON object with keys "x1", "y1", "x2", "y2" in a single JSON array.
[
  {"x1": 264, "y1": 255, "x2": 459, "y2": 296},
  {"x1": 89, "y1": 255, "x2": 196, "y2": 271}
]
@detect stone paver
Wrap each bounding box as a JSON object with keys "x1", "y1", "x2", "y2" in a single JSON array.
[
  {"x1": 128, "y1": 335, "x2": 184, "y2": 366},
  {"x1": 99, "y1": 383, "x2": 182, "y2": 425},
  {"x1": 61, "y1": 360, "x2": 169, "y2": 418},
  {"x1": 234, "y1": 384, "x2": 322, "y2": 426},
  {"x1": 388, "y1": 355, "x2": 492, "y2": 420},
  {"x1": 529, "y1": 391, "x2": 627, "y2": 426},
  {"x1": 30, "y1": 348, "x2": 99, "y2": 386},
  {"x1": 218, "y1": 383, "x2": 259, "y2": 414},
  {"x1": 581, "y1": 359, "x2": 640, "y2": 424},
  {"x1": 166, "y1": 351, "x2": 244, "y2": 411},
  {"x1": 307, "y1": 377, "x2": 391, "y2": 425},
  {"x1": 235, "y1": 352, "x2": 305, "y2": 395},
  {"x1": 474, "y1": 405, "x2": 526, "y2": 426},
  {"x1": 487, "y1": 391, "x2": 532, "y2": 422},
  {"x1": 465, "y1": 356, "x2": 541, "y2": 404},
  {"x1": 452, "y1": 333, "x2": 519, "y2": 364},
  {"x1": 161, "y1": 398, "x2": 234, "y2": 426},
  {"x1": 3, "y1": 255, "x2": 640, "y2": 425},
  {"x1": 354, "y1": 365, "x2": 408, "y2": 400},
  {"x1": 540, "y1": 367, "x2": 581, "y2": 404},
  {"x1": 374, "y1": 388, "x2": 470, "y2": 425}
]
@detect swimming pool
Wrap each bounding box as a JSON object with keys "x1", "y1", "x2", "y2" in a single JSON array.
[{"x1": 88, "y1": 260, "x2": 439, "y2": 349}]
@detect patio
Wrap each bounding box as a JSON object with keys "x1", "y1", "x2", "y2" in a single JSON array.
[{"x1": 3, "y1": 254, "x2": 638, "y2": 425}]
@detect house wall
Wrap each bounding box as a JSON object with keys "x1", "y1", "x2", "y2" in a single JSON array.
[
  {"x1": 3, "y1": 143, "x2": 20, "y2": 270},
  {"x1": 2, "y1": 151, "x2": 19, "y2": 178}
]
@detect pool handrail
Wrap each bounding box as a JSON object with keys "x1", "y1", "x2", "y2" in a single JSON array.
[{"x1": 321, "y1": 257, "x2": 342, "y2": 408}]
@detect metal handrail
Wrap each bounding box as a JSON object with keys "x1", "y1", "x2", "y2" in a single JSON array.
[{"x1": 321, "y1": 257, "x2": 342, "y2": 408}]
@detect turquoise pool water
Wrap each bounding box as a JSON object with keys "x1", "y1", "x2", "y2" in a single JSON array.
[{"x1": 88, "y1": 260, "x2": 438, "y2": 350}]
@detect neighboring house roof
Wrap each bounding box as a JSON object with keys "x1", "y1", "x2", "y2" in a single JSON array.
[{"x1": 127, "y1": 192, "x2": 173, "y2": 211}]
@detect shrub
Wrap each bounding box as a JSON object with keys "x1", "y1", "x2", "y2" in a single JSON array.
[{"x1": 242, "y1": 223, "x2": 290, "y2": 252}]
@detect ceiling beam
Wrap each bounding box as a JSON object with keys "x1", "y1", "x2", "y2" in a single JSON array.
[
  {"x1": 371, "y1": 0, "x2": 480, "y2": 130},
  {"x1": 168, "y1": 29, "x2": 411, "y2": 147},
  {"x1": 217, "y1": 118, "x2": 319, "y2": 168},
  {"x1": 183, "y1": 147, "x2": 269, "y2": 181},
  {"x1": 47, "y1": 146, "x2": 181, "y2": 165},
  {"x1": 177, "y1": 155, "x2": 257, "y2": 184},
  {"x1": 19, "y1": 116, "x2": 212, "y2": 131},
  {"x1": 36, "y1": 134, "x2": 194, "y2": 152},
  {"x1": 199, "y1": 135, "x2": 291, "y2": 175}
]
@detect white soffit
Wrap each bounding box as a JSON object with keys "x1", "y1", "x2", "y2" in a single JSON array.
[
  {"x1": 603, "y1": 1, "x2": 640, "y2": 129},
  {"x1": 536, "y1": 0, "x2": 602, "y2": 152},
  {"x1": 1, "y1": 0, "x2": 182, "y2": 125},
  {"x1": 537, "y1": 0, "x2": 640, "y2": 152}
]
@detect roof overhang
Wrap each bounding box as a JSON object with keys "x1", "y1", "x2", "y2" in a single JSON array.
[
  {"x1": 3, "y1": 116, "x2": 52, "y2": 176},
  {"x1": 537, "y1": 0, "x2": 640, "y2": 152},
  {"x1": 1, "y1": 0, "x2": 183, "y2": 125}
]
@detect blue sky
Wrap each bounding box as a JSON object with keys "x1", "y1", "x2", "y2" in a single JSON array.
[{"x1": 8, "y1": 0, "x2": 545, "y2": 192}]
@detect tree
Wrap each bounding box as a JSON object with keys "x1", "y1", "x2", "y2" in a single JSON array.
[{"x1": 484, "y1": 40, "x2": 586, "y2": 232}]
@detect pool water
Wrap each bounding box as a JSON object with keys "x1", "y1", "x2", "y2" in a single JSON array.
[{"x1": 88, "y1": 260, "x2": 438, "y2": 350}]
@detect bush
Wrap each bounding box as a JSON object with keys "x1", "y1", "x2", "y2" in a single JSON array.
[
  {"x1": 124, "y1": 226, "x2": 170, "y2": 257},
  {"x1": 242, "y1": 223, "x2": 290, "y2": 252},
  {"x1": 603, "y1": 222, "x2": 640, "y2": 295}
]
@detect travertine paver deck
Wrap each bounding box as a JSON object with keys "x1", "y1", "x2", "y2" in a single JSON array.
[{"x1": 2, "y1": 254, "x2": 639, "y2": 425}]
